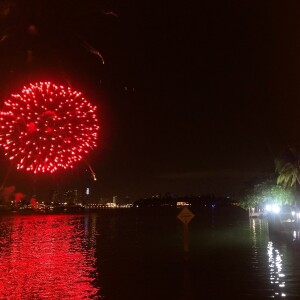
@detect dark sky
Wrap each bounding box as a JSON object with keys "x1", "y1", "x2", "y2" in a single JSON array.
[{"x1": 1, "y1": 1, "x2": 300, "y2": 199}]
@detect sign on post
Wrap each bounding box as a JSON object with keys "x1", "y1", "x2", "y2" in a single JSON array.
[
  {"x1": 177, "y1": 206, "x2": 195, "y2": 260},
  {"x1": 177, "y1": 206, "x2": 195, "y2": 224}
]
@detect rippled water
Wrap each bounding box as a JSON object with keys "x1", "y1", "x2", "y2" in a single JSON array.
[
  {"x1": 0, "y1": 208, "x2": 300, "y2": 299},
  {"x1": 0, "y1": 215, "x2": 98, "y2": 299}
]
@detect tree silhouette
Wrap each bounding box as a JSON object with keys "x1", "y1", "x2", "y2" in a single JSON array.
[{"x1": 275, "y1": 147, "x2": 300, "y2": 188}]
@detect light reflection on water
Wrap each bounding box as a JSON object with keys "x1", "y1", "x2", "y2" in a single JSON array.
[
  {"x1": 250, "y1": 217, "x2": 300, "y2": 299},
  {"x1": 267, "y1": 241, "x2": 286, "y2": 298},
  {"x1": 0, "y1": 215, "x2": 100, "y2": 299}
]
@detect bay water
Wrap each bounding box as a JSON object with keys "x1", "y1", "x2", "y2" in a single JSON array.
[{"x1": 0, "y1": 207, "x2": 300, "y2": 299}]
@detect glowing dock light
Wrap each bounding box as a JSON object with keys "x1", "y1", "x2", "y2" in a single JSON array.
[{"x1": 265, "y1": 204, "x2": 281, "y2": 214}]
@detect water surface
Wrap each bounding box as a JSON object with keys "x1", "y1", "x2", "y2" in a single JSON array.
[{"x1": 0, "y1": 208, "x2": 300, "y2": 299}]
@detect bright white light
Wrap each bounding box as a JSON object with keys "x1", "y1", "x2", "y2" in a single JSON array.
[
  {"x1": 272, "y1": 205, "x2": 280, "y2": 214},
  {"x1": 266, "y1": 204, "x2": 281, "y2": 213},
  {"x1": 292, "y1": 211, "x2": 295, "y2": 216}
]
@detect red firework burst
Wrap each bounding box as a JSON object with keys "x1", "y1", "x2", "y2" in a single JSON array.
[{"x1": 0, "y1": 82, "x2": 99, "y2": 173}]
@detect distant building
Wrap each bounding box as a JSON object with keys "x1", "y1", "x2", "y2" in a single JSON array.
[
  {"x1": 74, "y1": 190, "x2": 78, "y2": 204},
  {"x1": 99, "y1": 197, "x2": 110, "y2": 205},
  {"x1": 63, "y1": 190, "x2": 76, "y2": 204},
  {"x1": 49, "y1": 189, "x2": 61, "y2": 203},
  {"x1": 48, "y1": 187, "x2": 93, "y2": 205}
]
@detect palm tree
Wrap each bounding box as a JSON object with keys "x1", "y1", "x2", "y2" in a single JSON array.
[{"x1": 275, "y1": 147, "x2": 300, "y2": 188}]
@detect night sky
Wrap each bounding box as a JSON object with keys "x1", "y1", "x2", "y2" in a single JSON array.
[{"x1": 1, "y1": 1, "x2": 300, "y2": 200}]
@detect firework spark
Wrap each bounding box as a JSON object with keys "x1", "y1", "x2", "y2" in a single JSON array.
[{"x1": 0, "y1": 82, "x2": 100, "y2": 173}]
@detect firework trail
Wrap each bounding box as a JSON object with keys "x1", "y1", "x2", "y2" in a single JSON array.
[
  {"x1": 81, "y1": 39, "x2": 105, "y2": 65},
  {"x1": 103, "y1": 11, "x2": 119, "y2": 19},
  {"x1": 84, "y1": 160, "x2": 97, "y2": 181}
]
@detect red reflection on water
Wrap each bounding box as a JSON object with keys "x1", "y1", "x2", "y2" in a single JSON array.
[{"x1": 0, "y1": 215, "x2": 100, "y2": 299}]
